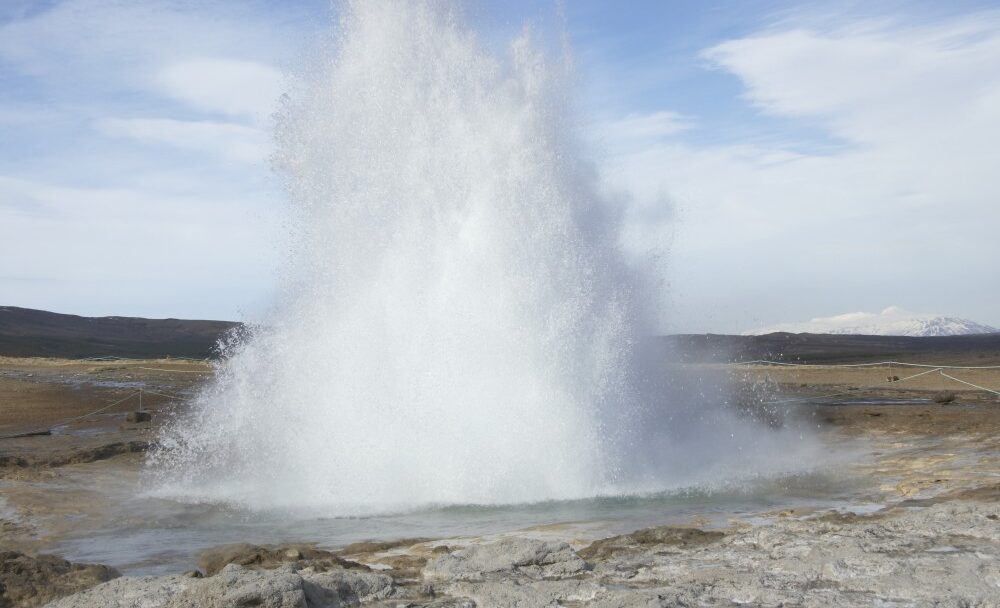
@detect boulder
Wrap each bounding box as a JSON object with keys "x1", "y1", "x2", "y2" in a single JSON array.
[
  {"x1": 423, "y1": 538, "x2": 586, "y2": 582},
  {"x1": 335, "y1": 538, "x2": 430, "y2": 555},
  {"x1": 447, "y1": 579, "x2": 605, "y2": 607},
  {"x1": 578, "y1": 525, "x2": 725, "y2": 561},
  {"x1": 44, "y1": 564, "x2": 395, "y2": 608},
  {"x1": 198, "y1": 544, "x2": 365, "y2": 576},
  {"x1": 43, "y1": 574, "x2": 193, "y2": 608},
  {"x1": 0, "y1": 551, "x2": 118, "y2": 608},
  {"x1": 299, "y1": 567, "x2": 395, "y2": 605},
  {"x1": 166, "y1": 564, "x2": 307, "y2": 608}
]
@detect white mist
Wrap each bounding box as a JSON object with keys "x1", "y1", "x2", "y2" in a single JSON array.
[{"x1": 151, "y1": 1, "x2": 821, "y2": 514}]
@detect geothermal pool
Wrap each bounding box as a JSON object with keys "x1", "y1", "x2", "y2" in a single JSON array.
[
  {"x1": 49, "y1": 462, "x2": 874, "y2": 576},
  {"x1": 28, "y1": 2, "x2": 866, "y2": 575},
  {"x1": 148, "y1": 0, "x2": 828, "y2": 519}
]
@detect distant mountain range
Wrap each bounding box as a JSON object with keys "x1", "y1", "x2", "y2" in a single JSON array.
[
  {"x1": 0, "y1": 306, "x2": 239, "y2": 359},
  {"x1": 744, "y1": 306, "x2": 997, "y2": 337},
  {"x1": 665, "y1": 332, "x2": 1000, "y2": 365},
  {"x1": 3, "y1": 305, "x2": 999, "y2": 361}
]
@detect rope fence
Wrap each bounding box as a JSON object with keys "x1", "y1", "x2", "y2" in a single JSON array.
[
  {"x1": 739, "y1": 359, "x2": 1000, "y2": 370},
  {"x1": 0, "y1": 386, "x2": 188, "y2": 440},
  {"x1": 741, "y1": 359, "x2": 1000, "y2": 403},
  {"x1": 136, "y1": 367, "x2": 211, "y2": 374},
  {"x1": 937, "y1": 371, "x2": 1000, "y2": 397},
  {"x1": 758, "y1": 366, "x2": 944, "y2": 405},
  {"x1": 2, "y1": 358, "x2": 994, "y2": 438}
]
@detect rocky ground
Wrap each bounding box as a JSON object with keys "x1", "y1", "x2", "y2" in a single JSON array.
[
  {"x1": 31, "y1": 495, "x2": 1000, "y2": 607},
  {"x1": 0, "y1": 358, "x2": 998, "y2": 607}
]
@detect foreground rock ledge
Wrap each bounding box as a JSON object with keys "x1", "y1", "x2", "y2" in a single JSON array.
[
  {"x1": 0, "y1": 552, "x2": 118, "y2": 608},
  {"x1": 40, "y1": 496, "x2": 1000, "y2": 608},
  {"x1": 43, "y1": 563, "x2": 395, "y2": 608}
]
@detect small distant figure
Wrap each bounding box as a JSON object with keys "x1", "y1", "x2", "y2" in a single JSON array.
[{"x1": 886, "y1": 375, "x2": 900, "y2": 382}]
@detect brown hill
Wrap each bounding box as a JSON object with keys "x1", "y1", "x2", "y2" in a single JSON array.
[
  {"x1": 0, "y1": 306, "x2": 239, "y2": 359},
  {"x1": 664, "y1": 332, "x2": 1000, "y2": 366},
  {"x1": 4, "y1": 305, "x2": 999, "y2": 364}
]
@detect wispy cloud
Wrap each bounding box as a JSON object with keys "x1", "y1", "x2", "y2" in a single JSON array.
[
  {"x1": 599, "y1": 110, "x2": 692, "y2": 146},
  {"x1": 704, "y1": 13, "x2": 1000, "y2": 144},
  {"x1": 0, "y1": 175, "x2": 279, "y2": 317},
  {"x1": 2, "y1": 1, "x2": 998, "y2": 329},
  {"x1": 0, "y1": 0, "x2": 296, "y2": 81},
  {"x1": 95, "y1": 117, "x2": 270, "y2": 164},
  {"x1": 599, "y1": 10, "x2": 1000, "y2": 331},
  {"x1": 0, "y1": 0, "x2": 308, "y2": 318},
  {"x1": 155, "y1": 58, "x2": 287, "y2": 123}
]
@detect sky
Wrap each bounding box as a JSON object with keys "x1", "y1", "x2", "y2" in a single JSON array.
[{"x1": 1, "y1": 0, "x2": 998, "y2": 333}]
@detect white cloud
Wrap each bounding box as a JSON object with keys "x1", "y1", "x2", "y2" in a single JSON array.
[
  {"x1": 0, "y1": 0, "x2": 296, "y2": 84},
  {"x1": 155, "y1": 59, "x2": 286, "y2": 122},
  {"x1": 599, "y1": 110, "x2": 691, "y2": 146},
  {"x1": 96, "y1": 117, "x2": 270, "y2": 164},
  {"x1": 0, "y1": 1, "x2": 303, "y2": 318},
  {"x1": 601, "y1": 12, "x2": 1000, "y2": 331},
  {"x1": 703, "y1": 16, "x2": 1000, "y2": 146},
  {"x1": 0, "y1": 2, "x2": 290, "y2": 131},
  {"x1": 0, "y1": 175, "x2": 279, "y2": 317},
  {"x1": 0, "y1": 174, "x2": 261, "y2": 227}
]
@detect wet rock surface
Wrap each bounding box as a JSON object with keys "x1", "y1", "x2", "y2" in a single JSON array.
[
  {"x1": 0, "y1": 552, "x2": 118, "y2": 608},
  {"x1": 39, "y1": 496, "x2": 1000, "y2": 607},
  {"x1": 1, "y1": 441, "x2": 152, "y2": 476},
  {"x1": 430, "y1": 500, "x2": 999, "y2": 607},
  {"x1": 4, "y1": 358, "x2": 999, "y2": 606},
  {"x1": 577, "y1": 524, "x2": 725, "y2": 560},
  {"x1": 198, "y1": 544, "x2": 368, "y2": 576},
  {"x1": 423, "y1": 538, "x2": 587, "y2": 582},
  {"x1": 44, "y1": 563, "x2": 395, "y2": 608}
]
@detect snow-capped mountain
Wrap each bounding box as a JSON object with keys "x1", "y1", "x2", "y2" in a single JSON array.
[{"x1": 744, "y1": 306, "x2": 998, "y2": 337}]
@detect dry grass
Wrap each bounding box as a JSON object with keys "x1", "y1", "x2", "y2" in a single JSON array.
[
  {"x1": 733, "y1": 363, "x2": 1000, "y2": 395},
  {"x1": 0, "y1": 357, "x2": 211, "y2": 434}
]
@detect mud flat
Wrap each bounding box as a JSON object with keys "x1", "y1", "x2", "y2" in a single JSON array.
[
  {"x1": 1, "y1": 357, "x2": 998, "y2": 606},
  {"x1": 0, "y1": 358, "x2": 209, "y2": 558}
]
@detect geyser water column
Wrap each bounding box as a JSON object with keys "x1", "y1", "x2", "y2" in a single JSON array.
[
  {"x1": 152, "y1": 1, "x2": 827, "y2": 514},
  {"x1": 152, "y1": 1, "x2": 647, "y2": 512}
]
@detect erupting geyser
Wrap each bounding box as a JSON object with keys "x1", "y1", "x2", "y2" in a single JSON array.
[{"x1": 152, "y1": 1, "x2": 816, "y2": 514}]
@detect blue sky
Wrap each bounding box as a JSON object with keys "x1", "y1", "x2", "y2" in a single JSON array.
[{"x1": 2, "y1": 0, "x2": 999, "y2": 332}]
